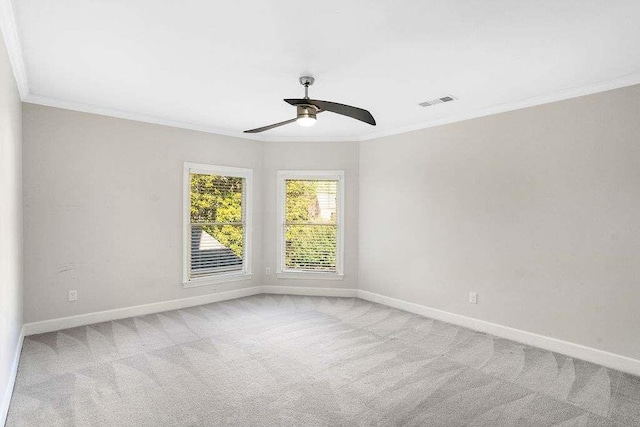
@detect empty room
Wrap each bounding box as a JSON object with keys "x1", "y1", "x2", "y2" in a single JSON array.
[{"x1": 1, "y1": 1, "x2": 640, "y2": 425}]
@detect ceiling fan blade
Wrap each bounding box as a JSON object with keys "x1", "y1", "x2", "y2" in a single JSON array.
[
  {"x1": 244, "y1": 118, "x2": 297, "y2": 133},
  {"x1": 284, "y1": 99, "x2": 376, "y2": 126},
  {"x1": 244, "y1": 110, "x2": 325, "y2": 133}
]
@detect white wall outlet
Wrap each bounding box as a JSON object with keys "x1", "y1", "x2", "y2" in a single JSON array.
[
  {"x1": 68, "y1": 290, "x2": 78, "y2": 302},
  {"x1": 469, "y1": 292, "x2": 478, "y2": 304},
  {"x1": 266, "y1": 267, "x2": 271, "y2": 275}
]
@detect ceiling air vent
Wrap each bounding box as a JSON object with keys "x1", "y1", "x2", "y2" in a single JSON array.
[{"x1": 419, "y1": 95, "x2": 457, "y2": 107}]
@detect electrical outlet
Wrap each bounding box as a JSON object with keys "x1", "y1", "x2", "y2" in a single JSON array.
[
  {"x1": 68, "y1": 290, "x2": 78, "y2": 302},
  {"x1": 266, "y1": 267, "x2": 271, "y2": 275},
  {"x1": 469, "y1": 292, "x2": 478, "y2": 304}
]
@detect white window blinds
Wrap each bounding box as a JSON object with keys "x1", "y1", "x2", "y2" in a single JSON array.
[
  {"x1": 189, "y1": 173, "x2": 245, "y2": 279},
  {"x1": 283, "y1": 179, "x2": 339, "y2": 272}
]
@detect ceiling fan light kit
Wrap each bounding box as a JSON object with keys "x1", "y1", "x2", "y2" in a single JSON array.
[
  {"x1": 244, "y1": 76, "x2": 376, "y2": 133},
  {"x1": 296, "y1": 106, "x2": 317, "y2": 127}
]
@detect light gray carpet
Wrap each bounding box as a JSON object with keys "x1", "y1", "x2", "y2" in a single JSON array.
[{"x1": 6, "y1": 295, "x2": 640, "y2": 426}]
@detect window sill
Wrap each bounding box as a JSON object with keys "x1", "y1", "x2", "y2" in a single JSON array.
[
  {"x1": 183, "y1": 272, "x2": 253, "y2": 288},
  {"x1": 276, "y1": 271, "x2": 344, "y2": 281}
]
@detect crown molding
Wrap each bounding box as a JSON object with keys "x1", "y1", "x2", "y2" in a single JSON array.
[
  {"x1": 359, "y1": 72, "x2": 640, "y2": 141},
  {"x1": 26, "y1": 71, "x2": 640, "y2": 143},
  {"x1": 24, "y1": 94, "x2": 359, "y2": 143},
  {"x1": 24, "y1": 94, "x2": 261, "y2": 141},
  {"x1": 0, "y1": 0, "x2": 29, "y2": 98},
  {"x1": 6, "y1": 0, "x2": 639, "y2": 145}
]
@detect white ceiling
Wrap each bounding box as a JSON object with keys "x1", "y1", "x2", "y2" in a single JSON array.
[{"x1": 4, "y1": 0, "x2": 640, "y2": 141}]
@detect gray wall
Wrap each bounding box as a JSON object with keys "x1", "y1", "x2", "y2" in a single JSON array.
[
  {"x1": 359, "y1": 84, "x2": 640, "y2": 360},
  {"x1": 262, "y1": 141, "x2": 359, "y2": 290},
  {"x1": 20, "y1": 81, "x2": 640, "y2": 362},
  {"x1": 0, "y1": 31, "x2": 22, "y2": 420},
  {"x1": 22, "y1": 104, "x2": 264, "y2": 323},
  {"x1": 22, "y1": 105, "x2": 358, "y2": 323}
]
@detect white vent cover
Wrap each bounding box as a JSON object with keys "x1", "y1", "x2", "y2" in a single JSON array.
[{"x1": 419, "y1": 95, "x2": 457, "y2": 107}]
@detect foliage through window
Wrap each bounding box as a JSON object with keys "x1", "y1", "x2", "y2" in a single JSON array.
[
  {"x1": 184, "y1": 164, "x2": 251, "y2": 284},
  {"x1": 279, "y1": 172, "x2": 343, "y2": 275}
]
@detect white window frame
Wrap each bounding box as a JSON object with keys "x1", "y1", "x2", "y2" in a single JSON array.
[
  {"x1": 276, "y1": 170, "x2": 345, "y2": 280},
  {"x1": 183, "y1": 162, "x2": 253, "y2": 288}
]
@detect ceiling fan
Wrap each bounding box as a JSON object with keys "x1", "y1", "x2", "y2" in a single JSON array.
[{"x1": 244, "y1": 76, "x2": 376, "y2": 133}]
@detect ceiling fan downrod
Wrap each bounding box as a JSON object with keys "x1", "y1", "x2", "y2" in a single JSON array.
[{"x1": 297, "y1": 76, "x2": 317, "y2": 126}]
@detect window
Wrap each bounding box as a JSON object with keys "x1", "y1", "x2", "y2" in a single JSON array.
[
  {"x1": 277, "y1": 170, "x2": 344, "y2": 280},
  {"x1": 183, "y1": 163, "x2": 252, "y2": 286}
]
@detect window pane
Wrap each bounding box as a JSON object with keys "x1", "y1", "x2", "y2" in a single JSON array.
[
  {"x1": 190, "y1": 174, "x2": 243, "y2": 223},
  {"x1": 189, "y1": 173, "x2": 244, "y2": 278},
  {"x1": 285, "y1": 180, "x2": 337, "y2": 224},
  {"x1": 285, "y1": 224, "x2": 337, "y2": 271},
  {"x1": 284, "y1": 179, "x2": 338, "y2": 272},
  {"x1": 190, "y1": 225, "x2": 243, "y2": 277}
]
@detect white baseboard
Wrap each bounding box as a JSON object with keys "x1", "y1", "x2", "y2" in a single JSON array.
[
  {"x1": 263, "y1": 285, "x2": 358, "y2": 297},
  {"x1": 23, "y1": 286, "x2": 264, "y2": 336},
  {"x1": 21, "y1": 286, "x2": 356, "y2": 336},
  {"x1": 357, "y1": 290, "x2": 640, "y2": 377},
  {"x1": 1, "y1": 325, "x2": 25, "y2": 426},
  {"x1": 18, "y1": 285, "x2": 640, "y2": 377}
]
